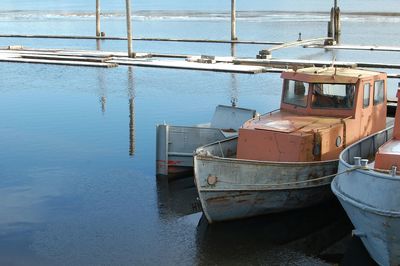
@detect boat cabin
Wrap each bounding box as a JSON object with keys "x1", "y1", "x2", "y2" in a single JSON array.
[
  {"x1": 237, "y1": 67, "x2": 387, "y2": 162},
  {"x1": 375, "y1": 87, "x2": 400, "y2": 171}
]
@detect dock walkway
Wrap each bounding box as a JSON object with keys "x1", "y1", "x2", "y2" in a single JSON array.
[{"x1": 1, "y1": 46, "x2": 400, "y2": 77}]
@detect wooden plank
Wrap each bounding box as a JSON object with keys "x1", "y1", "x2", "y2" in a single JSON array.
[
  {"x1": 235, "y1": 58, "x2": 400, "y2": 70},
  {"x1": 20, "y1": 54, "x2": 111, "y2": 62},
  {"x1": 0, "y1": 57, "x2": 117, "y2": 68},
  {"x1": 110, "y1": 59, "x2": 267, "y2": 74},
  {"x1": 235, "y1": 58, "x2": 357, "y2": 68}
]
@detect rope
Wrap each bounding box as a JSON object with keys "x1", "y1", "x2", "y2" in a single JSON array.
[{"x1": 212, "y1": 165, "x2": 365, "y2": 188}]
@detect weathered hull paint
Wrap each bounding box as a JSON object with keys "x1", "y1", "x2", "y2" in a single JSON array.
[
  {"x1": 194, "y1": 137, "x2": 338, "y2": 223},
  {"x1": 199, "y1": 185, "x2": 333, "y2": 222},
  {"x1": 332, "y1": 126, "x2": 400, "y2": 266}
]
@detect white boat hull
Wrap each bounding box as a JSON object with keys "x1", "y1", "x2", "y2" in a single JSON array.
[
  {"x1": 194, "y1": 137, "x2": 338, "y2": 223},
  {"x1": 332, "y1": 126, "x2": 400, "y2": 266}
]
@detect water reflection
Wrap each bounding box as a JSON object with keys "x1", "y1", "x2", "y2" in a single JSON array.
[
  {"x1": 196, "y1": 200, "x2": 352, "y2": 265},
  {"x1": 97, "y1": 68, "x2": 107, "y2": 114},
  {"x1": 95, "y1": 39, "x2": 103, "y2": 51},
  {"x1": 230, "y1": 44, "x2": 238, "y2": 107},
  {"x1": 127, "y1": 67, "x2": 136, "y2": 157},
  {"x1": 156, "y1": 175, "x2": 201, "y2": 220}
]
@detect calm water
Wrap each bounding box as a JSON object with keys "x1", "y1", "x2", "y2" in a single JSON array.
[{"x1": 0, "y1": 1, "x2": 399, "y2": 265}]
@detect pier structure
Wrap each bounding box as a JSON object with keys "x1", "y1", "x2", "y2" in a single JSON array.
[{"x1": 0, "y1": 2, "x2": 400, "y2": 77}]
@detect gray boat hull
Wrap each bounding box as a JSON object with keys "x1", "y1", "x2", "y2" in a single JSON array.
[
  {"x1": 332, "y1": 126, "x2": 400, "y2": 266},
  {"x1": 156, "y1": 105, "x2": 256, "y2": 176},
  {"x1": 194, "y1": 137, "x2": 338, "y2": 223}
]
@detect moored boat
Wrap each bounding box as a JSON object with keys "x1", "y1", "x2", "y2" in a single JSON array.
[
  {"x1": 332, "y1": 87, "x2": 400, "y2": 266},
  {"x1": 156, "y1": 105, "x2": 256, "y2": 176},
  {"x1": 194, "y1": 67, "x2": 390, "y2": 223}
]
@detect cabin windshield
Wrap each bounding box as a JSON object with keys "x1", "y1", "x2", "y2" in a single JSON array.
[
  {"x1": 311, "y1": 83, "x2": 355, "y2": 109},
  {"x1": 282, "y1": 80, "x2": 309, "y2": 107}
]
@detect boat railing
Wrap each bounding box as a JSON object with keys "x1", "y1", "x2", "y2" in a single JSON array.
[
  {"x1": 260, "y1": 109, "x2": 280, "y2": 117},
  {"x1": 340, "y1": 126, "x2": 394, "y2": 166},
  {"x1": 195, "y1": 136, "x2": 238, "y2": 159}
]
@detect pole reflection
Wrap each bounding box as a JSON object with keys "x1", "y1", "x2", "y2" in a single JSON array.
[
  {"x1": 127, "y1": 67, "x2": 136, "y2": 157},
  {"x1": 230, "y1": 43, "x2": 238, "y2": 107},
  {"x1": 156, "y1": 175, "x2": 201, "y2": 221},
  {"x1": 97, "y1": 68, "x2": 107, "y2": 115}
]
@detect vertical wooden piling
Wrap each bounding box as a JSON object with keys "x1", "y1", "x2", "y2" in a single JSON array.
[
  {"x1": 334, "y1": 5, "x2": 341, "y2": 43},
  {"x1": 125, "y1": 0, "x2": 134, "y2": 58},
  {"x1": 327, "y1": 0, "x2": 341, "y2": 44},
  {"x1": 96, "y1": 0, "x2": 101, "y2": 37},
  {"x1": 231, "y1": 0, "x2": 237, "y2": 40}
]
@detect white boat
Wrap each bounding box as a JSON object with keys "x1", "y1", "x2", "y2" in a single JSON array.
[
  {"x1": 194, "y1": 67, "x2": 390, "y2": 223},
  {"x1": 156, "y1": 105, "x2": 256, "y2": 176},
  {"x1": 332, "y1": 88, "x2": 400, "y2": 266}
]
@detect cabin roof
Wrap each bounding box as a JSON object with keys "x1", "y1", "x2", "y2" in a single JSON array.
[
  {"x1": 296, "y1": 67, "x2": 381, "y2": 78},
  {"x1": 281, "y1": 67, "x2": 385, "y2": 84}
]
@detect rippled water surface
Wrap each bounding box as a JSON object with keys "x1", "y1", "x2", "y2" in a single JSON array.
[{"x1": 0, "y1": 1, "x2": 399, "y2": 265}]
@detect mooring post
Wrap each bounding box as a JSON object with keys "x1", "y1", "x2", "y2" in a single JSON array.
[
  {"x1": 125, "y1": 0, "x2": 135, "y2": 58},
  {"x1": 326, "y1": 0, "x2": 340, "y2": 45},
  {"x1": 332, "y1": 0, "x2": 341, "y2": 43},
  {"x1": 231, "y1": 0, "x2": 237, "y2": 40},
  {"x1": 96, "y1": 0, "x2": 101, "y2": 37}
]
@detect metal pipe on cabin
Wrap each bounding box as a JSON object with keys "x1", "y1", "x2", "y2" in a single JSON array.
[
  {"x1": 96, "y1": 0, "x2": 101, "y2": 37},
  {"x1": 231, "y1": 0, "x2": 237, "y2": 40},
  {"x1": 125, "y1": 0, "x2": 134, "y2": 58},
  {"x1": 353, "y1": 157, "x2": 361, "y2": 166}
]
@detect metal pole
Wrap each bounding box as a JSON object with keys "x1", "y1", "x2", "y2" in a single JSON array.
[
  {"x1": 96, "y1": 0, "x2": 101, "y2": 37},
  {"x1": 125, "y1": 0, "x2": 134, "y2": 57},
  {"x1": 231, "y1": 0, "x2": 237, "y2": 40}
]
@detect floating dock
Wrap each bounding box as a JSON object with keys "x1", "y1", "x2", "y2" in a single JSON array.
[{"x1": 1, "y1": 46, "x2": 400, "y2": 77}]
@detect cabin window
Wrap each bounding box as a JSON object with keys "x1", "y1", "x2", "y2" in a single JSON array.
[
  {"x1": 374, "y1": 80, "x2": 385, "y2": 105},
  {"x1": 282, "y1": 80, "x2": 309, "y2": 107},
  {"x1": 363, "y1": 83, "x2": 370, "y2": 108},
  {"x1": 311, "y1": 83, "x2": 355, "y2": 109}
]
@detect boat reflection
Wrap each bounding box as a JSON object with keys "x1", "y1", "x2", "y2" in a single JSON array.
[
  {"x1": 196, "y1": 200, "x2": 353, "y2": 264},
  {"x1": 156, "y1": 175, "x2": 201, "y2": 220}
]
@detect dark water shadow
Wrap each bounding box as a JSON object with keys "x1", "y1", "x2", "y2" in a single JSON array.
[
  {"x1": 156, "y1": 175, "x2": 201, "y2": 220},
  {"x1": 196, "y1": 199, "x2": 353, "y2": 264},
  {"x1": 341, "y1": 236, "x2": 377, "y2": 266}
]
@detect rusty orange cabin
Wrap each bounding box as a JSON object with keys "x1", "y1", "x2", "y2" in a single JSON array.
[{"x1": 237, "y1": 67, "x2": 387, "y2": 162}]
